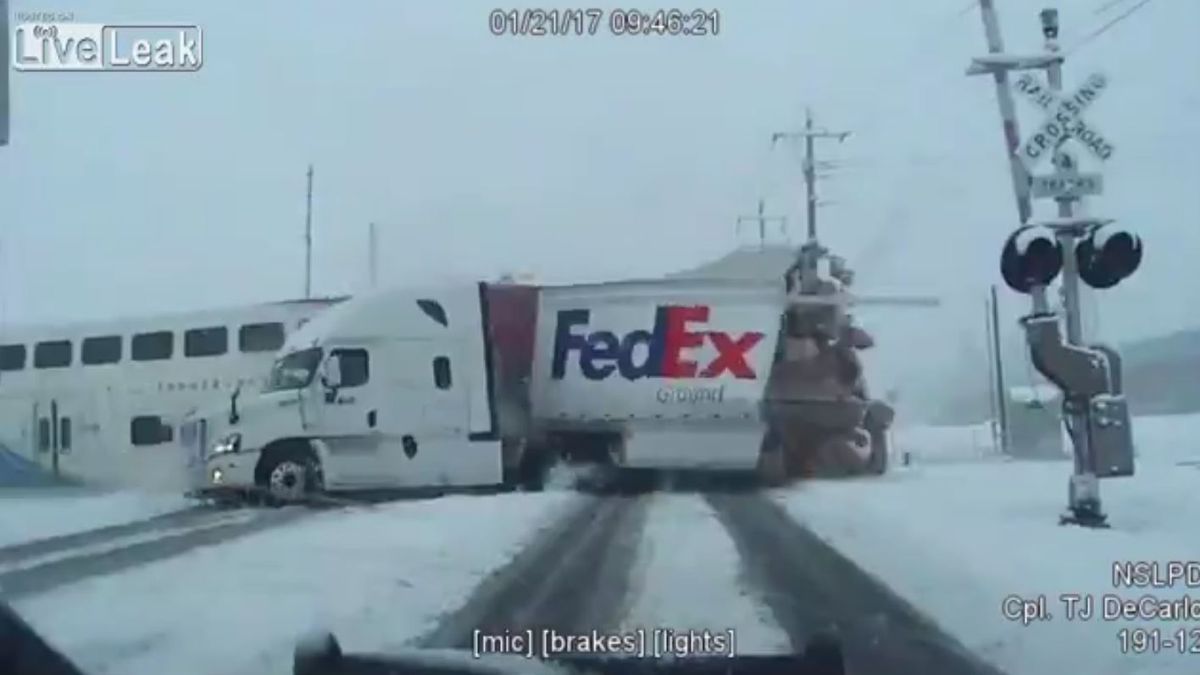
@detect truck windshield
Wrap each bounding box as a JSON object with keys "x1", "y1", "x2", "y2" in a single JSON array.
[{"x1": 264, "y1": 347, "x2": 323, "y2": 391}]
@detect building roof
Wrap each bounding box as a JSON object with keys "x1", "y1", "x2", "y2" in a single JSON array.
[{"x1": 665, "y1": 244, "x2": 799, "y2": 281}]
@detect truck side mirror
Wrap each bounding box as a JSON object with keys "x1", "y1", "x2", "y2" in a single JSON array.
[{"x1": 321, "y1": 354, "x2": 342, "y2": 390}]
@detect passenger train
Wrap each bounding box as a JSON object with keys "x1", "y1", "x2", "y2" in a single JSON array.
[{"x1": 0, "y1": 297, "x2": 345, "y2": 490}]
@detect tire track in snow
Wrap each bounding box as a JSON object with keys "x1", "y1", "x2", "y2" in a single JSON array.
[
  {"x1": 706, "y1": 490, "x2": 1010, "y2": 675},
  {"x1": 418, "y1": 494, "x2": 648, "y2": 656}
]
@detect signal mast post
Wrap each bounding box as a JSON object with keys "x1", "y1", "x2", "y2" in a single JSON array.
[
  {"x1": 968, "y1": 5, "x2": 1141, "y2": 528},
  {"x1": 1038, "y1": 11, "x2": 1100, "y2": 524}
]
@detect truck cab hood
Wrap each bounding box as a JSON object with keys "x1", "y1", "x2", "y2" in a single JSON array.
[
  {"x1": 189, "y1": 388, "x2": 310, "y2": 455},
  {"x1": 298, "y1": 630, "x2": 848, "y2": 675}
]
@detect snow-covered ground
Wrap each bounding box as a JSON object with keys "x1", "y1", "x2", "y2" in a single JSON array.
[
  {"x1": 891, "y1": 413, "x2": 1200, "y2": 466},
  {"x1": 6, "y1": 414, "x2": 1197, "y2": 675},
  {"x1": 619, "y1": 493, "x2": 790, "y2": 656},
  {"x1": 0, "y1": 490, "x2": 192, "y2": 548},
  {"x1": 14, "y1": 491, "x2": 579, "y2": 675},
  {"x1": 778, "y1": 412, "x2": 1200, "y2": 675},
  {"x1": 891, "y1": 421, "x2": 1002, "y2": 464}
]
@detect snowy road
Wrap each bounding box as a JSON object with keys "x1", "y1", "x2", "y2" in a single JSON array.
[
  {"x1": 7, "y1": 415, "x2": 1200, "y2": 675},
  {"x1": 4, "y1": 485, "x2": 999, "y2": 675},
  {"x1": 417, "y1": 487, "x2": 999, "y2": 673}
]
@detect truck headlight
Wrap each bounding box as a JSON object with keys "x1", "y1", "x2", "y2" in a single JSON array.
[{"x1": 211, "y1": 432, "x2": 242, "y2": 455}]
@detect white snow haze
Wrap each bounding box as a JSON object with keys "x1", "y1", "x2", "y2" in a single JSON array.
[{"x1": 3, "y1": 0, "x2": 1195, "y2": 420}]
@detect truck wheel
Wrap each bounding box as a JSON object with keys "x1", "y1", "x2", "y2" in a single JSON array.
[
  {"x1": 755, "y1": 428, "x2": 787, "y2": 487},
  {"x1": 261, "y1": 450, "x2": 322, "y2": 504},
  {"x1": 865, "y1": 428, "x2": 889, "y2": 475},
  {"x1": 517, "y1": 447, "x2": 548, "y2": 492},
  {"x1": 615, "y1": 468, "x2": 657, "y2": 495}
]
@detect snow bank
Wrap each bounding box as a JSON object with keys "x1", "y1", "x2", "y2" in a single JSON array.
[
  {"x1": 13, "y1": 491, "x2": 579, "y2": 675},
  {"x1": 0, "y1": 491, "x2": 191, "y2": 548},
  {"x1": 893, "y1": 411, "x2": 1200, "y2": 466},
  {"x1": 777, "y1": 420, "x2": 1200, "y2": 675},
  {"x1": 891, "y1": 422, "x2": 1001, "y2": 464}
]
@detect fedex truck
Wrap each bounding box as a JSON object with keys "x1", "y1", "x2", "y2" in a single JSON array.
[{"x1": 182, "y1": 278, "x2": 785, "y2": 502}]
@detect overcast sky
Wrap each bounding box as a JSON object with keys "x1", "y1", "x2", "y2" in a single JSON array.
[{"x1": 0, "y1": 0, "x2": 1196, "y2": 400}]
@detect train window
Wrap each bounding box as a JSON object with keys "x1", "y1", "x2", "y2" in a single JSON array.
[
  {"x1": 332, "y1": 348, "x2": 369, "y2": 387},
  {"x1": 0, "y1": 344, "x2": 25, "y2": 371},
  {"x1": 130, "y1": 416, "x2": 172, "y2": 446},
  {"x1": 184, "y1": 326, "x2": 228, "y2": 357},
  {"x1": 132, "y1": 331, "x2": 173, "y2": 361},
  {"x1": 38, "y1": 418, "x2": 50, "y2": 452},
  {"x1": 33, "y1": 340, "x2": 72, "y2": 369},
  {"x1": 81, "y1": 335, "x2": 122, "y2": 365},
  {"x1": 239, "y1": 322, "x2": 285, "y2": 353},
  {"x1": 59, "y1": 418, "x2": 72, "y2": 452},
  {"x1": 433, "y1": 356, "x2": 452, "y2": 390}
]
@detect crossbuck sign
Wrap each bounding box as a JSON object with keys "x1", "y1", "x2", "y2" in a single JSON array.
[{"x1": 1015, "y1": 72, "x2": 1115, "y2": 166}]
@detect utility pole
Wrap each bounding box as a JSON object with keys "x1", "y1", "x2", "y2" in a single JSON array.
[
  {"x1": 989, "y1": 284, "x2": 1010, "y2": 454},
  {"x1": 367, "y1": 222, "x2": 378, "y2": 289},
  {"x1": 1, "y1": 0, "x2": 9, "y2": 148},
  {"x1": 304, "y1": 164, "x2": 314, "y2": 299},
  {"x1": 985, "y1": 293, "x2": 1000, "y2": 448},
  {"x1": 973, "y1": 0, "x2": 1036, "y2": 226},
  {"x1": 736, "y1": 199, "x2": 787, "y2": 249},
  {"x1": 771, "y1": 108, "x2": 850, "y2": 292},
  {"x1": 772, "y1": 108, "x2": 849, "y2": 244}
]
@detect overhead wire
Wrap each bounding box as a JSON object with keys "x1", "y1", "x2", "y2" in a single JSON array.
[
  {"x1": 747, "y1": 0, "x2": 1152, "y2": 270},
  {"x1": 835, "y1": 2, "x2": 986, "y2": 274},
  {"x1": 1067, "y1": 0, "x2": 1156, "y2": 55},
  {"x1": 1093, "y1": 0, "x2": 1138, "y2": 16},
  {"x1": 747, "y1": 1, "x2": 986, "y2": 268}
]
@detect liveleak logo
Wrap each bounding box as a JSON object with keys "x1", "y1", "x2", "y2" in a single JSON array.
[
  {"x1": 12, "y1": 22, "x2": 203, "y2": 71},
  {"x1": 550, "y1": 305, "x2": 766, "y2": 381}
]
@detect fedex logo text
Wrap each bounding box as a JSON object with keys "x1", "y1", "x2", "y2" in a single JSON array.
[{"x1": 550, "y1": 305, "x2": 765, "y2": 382}]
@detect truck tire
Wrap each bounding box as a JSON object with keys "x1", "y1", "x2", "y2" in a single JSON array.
[
  {"x1": 756, "y1": 430, "x2": 788, "y2": 487},
  {"x1": 862, "y1": 401, "x2": 893, "y2": 476},
  {"x1": 865, "y1": 428, "x2": 888, "y2": 475},
  {"x1": 615, "y1": 468, "x2": 657, "y2": 495},
  {"x1": 260, "y1": 447, "x2": 322, "y2": 505},
  {"x1": 517, "y1": 446, "x2": 548, "y2": 492}
]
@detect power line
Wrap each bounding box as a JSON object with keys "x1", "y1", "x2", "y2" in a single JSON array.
[
  {"x1": 1094, "y1": 0, "x2": 1135, "y2": 16},
  {"x1": 1068, "y1": 0, "x2": 1156, "y2": 55}
]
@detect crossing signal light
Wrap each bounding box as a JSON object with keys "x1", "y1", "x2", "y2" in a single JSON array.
[
  {"x1": 1077, "y1": 226, "x2": 1142, "y2": 289},
  {"x1": 1000, "y1": 226, "x2": 1063, "y2": 294}
]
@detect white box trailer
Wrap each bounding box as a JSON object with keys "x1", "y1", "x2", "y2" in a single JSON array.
[
  {"x1": 185, "y1": 278, "x2": 785, "y2": 502},
  {"x1": 530, "y1": 279, "x2": 779, "y2": 472}
]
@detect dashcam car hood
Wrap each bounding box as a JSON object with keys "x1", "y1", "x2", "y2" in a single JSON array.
[{"x1": 2, "y1": 600, "x2": 846, "y2": 675}]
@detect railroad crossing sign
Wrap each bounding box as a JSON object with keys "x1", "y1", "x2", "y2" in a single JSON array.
[
  {"x1": 1030, "y1": 171, "x2": 1104, "y2": 199},
  {"x1": 1028, "y1": 150, "x2": 1104, "y2": 199},
  {"x1": 1014, "y1": 72, "x2": 1115, "y2": 166}
]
